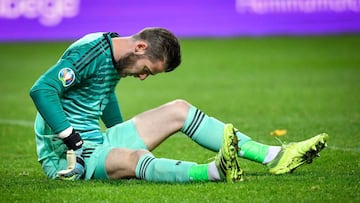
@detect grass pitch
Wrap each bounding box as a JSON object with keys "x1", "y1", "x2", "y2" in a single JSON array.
[{"x1": 0, "y1": 34, "x2": 359, "y2": 202}]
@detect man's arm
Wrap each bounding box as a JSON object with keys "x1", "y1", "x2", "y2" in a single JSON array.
[
  {"x1": 101, "y1": 92, "x2": 123, "y2": 128},
  {"x1": 30, "y1": 60, "x2": 85, "y2": 180},
  {"x1": 30, "y1": 87, "x2": 71, "y2": 134}
]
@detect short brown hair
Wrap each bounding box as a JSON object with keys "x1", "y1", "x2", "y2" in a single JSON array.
[{"x1": 132, "y1": 27, "x2": 181, "y2": 72}]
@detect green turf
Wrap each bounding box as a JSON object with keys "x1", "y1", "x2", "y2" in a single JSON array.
[{"x1": 0, "y1": 34, "x2": 359, "y2": 202}]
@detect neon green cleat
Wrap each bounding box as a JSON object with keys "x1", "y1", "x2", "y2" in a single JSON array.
[
  {"x1": 215, "y1": 124, "x2": 244, "y2": 182},
  {"x1": 267, "y1": 133, "x2": 329, "y2": 174}
]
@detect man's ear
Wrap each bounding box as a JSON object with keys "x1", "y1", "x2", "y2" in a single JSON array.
[{"x1": 135, "y1": 41, "x2": 148, "y2": 54}]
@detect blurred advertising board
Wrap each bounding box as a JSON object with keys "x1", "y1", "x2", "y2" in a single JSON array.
[{"x1": 0, "y1": 0, "x2": 359, "y2": 41}]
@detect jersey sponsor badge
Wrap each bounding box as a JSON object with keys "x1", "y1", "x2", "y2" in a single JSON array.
[{"x1": 58, "y1": 68, "x2": 75, "y2": 87}]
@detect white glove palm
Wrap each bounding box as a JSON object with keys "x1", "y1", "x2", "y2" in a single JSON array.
[{"x1": 57, "y1": 150, "x2": 85, "y2": 180}]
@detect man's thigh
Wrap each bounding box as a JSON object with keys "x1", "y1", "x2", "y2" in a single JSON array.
[
  {"x1": 105, "y1": 119, "x2": 148, "y2": 149},
  {"x1": 84, "y1": 120, "x2": 148, "y2": 180}
]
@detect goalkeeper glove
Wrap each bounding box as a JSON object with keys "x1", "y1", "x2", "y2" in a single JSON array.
[
  {"x1": 57, "y1": 129, "x2": 85, "y2": 180},
  {"x1": 57, "y1": 150, "x2": 85, "y2": 180}
]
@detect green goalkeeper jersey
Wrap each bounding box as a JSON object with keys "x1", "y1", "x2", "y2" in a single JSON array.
[{"x1": 30, "y1": 32, "x2": 123, "y2": 141}]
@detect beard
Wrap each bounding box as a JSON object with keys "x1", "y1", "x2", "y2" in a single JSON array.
[{"x1": 115, "y1": 52, "x2": 145, "y2": 76}]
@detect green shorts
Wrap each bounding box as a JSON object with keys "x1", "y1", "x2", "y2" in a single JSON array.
[
  {"x1": 35, "y1": 115, "x2": 147, "y2": 180},
  {"x1": 84, "y1": 120, "x2": 148, "y2": 179}
]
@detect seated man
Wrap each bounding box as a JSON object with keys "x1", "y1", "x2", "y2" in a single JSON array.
[{"x1": 29, "y1": 27, "x2": 328, "y2": 182}]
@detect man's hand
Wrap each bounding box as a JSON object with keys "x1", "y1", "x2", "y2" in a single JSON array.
[{"x1": 57, "y1": 150, "x2": 85, "y2": 180}]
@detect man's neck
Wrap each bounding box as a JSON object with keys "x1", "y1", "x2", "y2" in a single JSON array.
[{"x1": 111, "y1": 37, "x2": 134, "y2": 61}]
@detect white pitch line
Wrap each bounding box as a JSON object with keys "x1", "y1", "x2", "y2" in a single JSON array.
[{"x1": 0, "y1": 118, "x2": 33, "y2": 127}]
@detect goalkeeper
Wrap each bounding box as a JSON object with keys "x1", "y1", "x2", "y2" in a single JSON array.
[{"x1": 29, "y1": 27, "x2": 328, "y2": 182}]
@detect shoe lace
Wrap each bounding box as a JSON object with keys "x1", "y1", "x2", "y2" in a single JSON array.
[
  {"x1": 274, "y1": 137, "x2": 287, "y2": 147},
  {"x1": 208, "y1": 156, "x2": 216, "y2": 162}
]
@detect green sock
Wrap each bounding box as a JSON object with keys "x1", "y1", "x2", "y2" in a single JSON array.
[
  {"x1": 135, "y1": 153, "x2": 197, "y2": 183},
  {"x1": 240, "y1": 141, "x2": 269, "y2": 163},
  {"x1": 181, "y1": 105, "x2": 251, "y2": 151},
  {"x1": 182, "y1": 106, "x2": 276, "y2": 164},
  {"x1": 188, "y1": 164, "x2": 209, "y2": 181}
]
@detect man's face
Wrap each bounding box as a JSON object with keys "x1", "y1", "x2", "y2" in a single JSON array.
[{"x1": 116, "y1": 52, "x2": 165, "y2": 80}]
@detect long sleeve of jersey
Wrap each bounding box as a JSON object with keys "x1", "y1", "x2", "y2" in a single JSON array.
[{"x1": 29, "y1": 59, "x2": 74, "y2": 134}]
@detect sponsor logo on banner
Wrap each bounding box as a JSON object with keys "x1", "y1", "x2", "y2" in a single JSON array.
[
  {"x1": 0, "y1": 0, "x2": 81, "y2": 26},
  {"x1": 236, "y1": 0, "x2": 360, "y2": 14}
]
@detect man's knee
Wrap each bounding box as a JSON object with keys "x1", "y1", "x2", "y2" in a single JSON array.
[
  {"x1": 166, "y1": 99, "x2": 191, "y2": 119},
  {"x1": 105, "y1": 148, "x2": 150, "y2": 179},
  {"x1": 168, "y1": 99, "x2": 190, "y2": 110}
]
